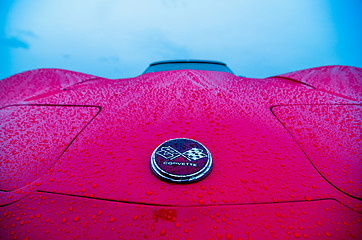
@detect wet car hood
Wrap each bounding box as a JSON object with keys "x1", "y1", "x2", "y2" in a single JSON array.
[{"x1": 1, "y1": 68, "x2": 360, "y2": 210}]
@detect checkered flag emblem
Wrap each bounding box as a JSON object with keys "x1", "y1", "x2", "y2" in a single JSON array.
[
  {"x1": 182, "y1": 148, "x2": 207, "y2": 161},
  {"x1": 156, "y1": 146, "x2": 207, "y2": 161}
]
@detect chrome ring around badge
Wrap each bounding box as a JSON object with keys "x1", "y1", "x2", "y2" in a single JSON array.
[{"x1": 150, "y1": 138, "x2": 213, "y2": 183}]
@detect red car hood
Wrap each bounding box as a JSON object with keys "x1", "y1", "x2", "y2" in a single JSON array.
[
  {"x1": 1, "y1": 69, "x2": 360, "y2": 209},
  {"x1": 1, "y1": 67, "x2": 361, "y2": 239}
]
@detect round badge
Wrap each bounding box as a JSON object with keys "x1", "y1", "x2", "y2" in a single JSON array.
[{"x1": 150, "y1": 138, "x2": 213, "y2": 183}]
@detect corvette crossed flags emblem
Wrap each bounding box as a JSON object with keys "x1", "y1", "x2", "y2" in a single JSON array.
[
  {"x1": 156, "y1": 146, "x2": 207, "y2": 161},
  {"x1": 151, "y1": 138, "x2": 213, "y2": 183}
]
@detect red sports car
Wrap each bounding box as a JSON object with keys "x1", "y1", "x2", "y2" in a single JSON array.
[{"x1": 0, "y1": 60, "x2": 361, "y2": 239}]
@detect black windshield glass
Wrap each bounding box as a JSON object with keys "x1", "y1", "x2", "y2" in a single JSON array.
[{"x1": 144, "y1": 61, "x2": 233, "y2": 74}]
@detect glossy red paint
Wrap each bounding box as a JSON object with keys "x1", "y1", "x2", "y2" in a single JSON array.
[
  {"x1": 0, "y1": 105, "x2": 99, "y2": 191},
  {"x1": 274, "y1": 104, "x2": 361, "y2": 199},
  {"x1": 0, "y1": 66, "x2": 361, "y2": 239}
]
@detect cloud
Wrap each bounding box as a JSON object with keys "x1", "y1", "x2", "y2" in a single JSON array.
[
  {"x1": 99, "y1": 56, "x2": 120, "y2": 62},
  {"x1": 160, "y1": 0, "x2": 187, "y2": 8},
  {"x1": 0, "y1": 37, "x2": 29, "y2": 49},
  {"x1": 137, "y1": 30, "x2": 190, "y2": 60},
  {"x1": 18, "y1": 30, "x2": 38, "y2": 38}
]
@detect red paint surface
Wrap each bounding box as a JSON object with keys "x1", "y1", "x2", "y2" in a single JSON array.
[
  {"x1": 278, "y1": 65, "x2": 362, "y2": 101},
  {"x1": 1, "y1": 192, "x2": 361, "y2": 239},
  {"x1": 0, "y1": 66, "x2": 361, "y2": 239},
  {"x1": 273, "y1": 104, "x2": 362, "y2": 199},
  {"x1": 0, "y1": 69, "x2": 97, "y2": 106},
  {"x1": 0, "y1": 105, "x2": 99, "y2": 191}
]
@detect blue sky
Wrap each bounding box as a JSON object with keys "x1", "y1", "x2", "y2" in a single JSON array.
[{"x1": 1, "y1": 0, "x2": 361, "y2": 79}]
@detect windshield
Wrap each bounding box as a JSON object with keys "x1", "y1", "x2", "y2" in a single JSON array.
[{"x1": 144, "y1": 60, "x2": 234, "y2": 74}]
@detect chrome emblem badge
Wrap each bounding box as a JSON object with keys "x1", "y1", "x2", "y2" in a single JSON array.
[{"x1": 150, "y1": 138, "x2": 213, "y2": 183}]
